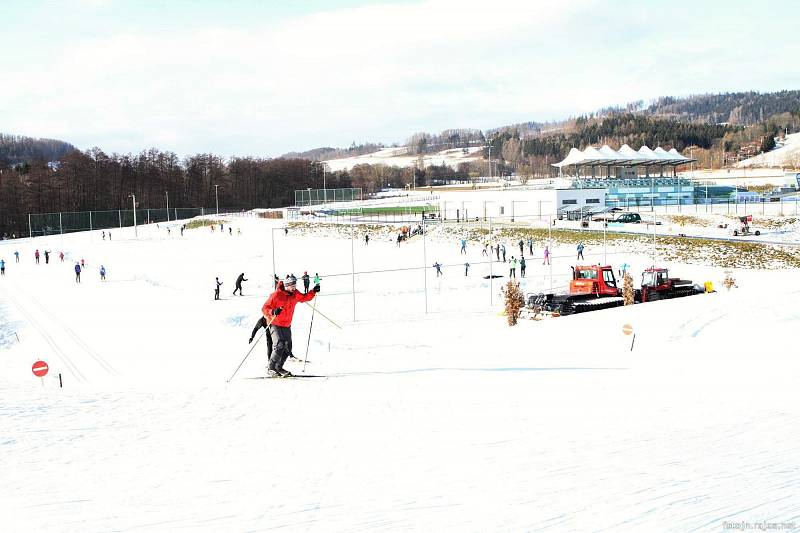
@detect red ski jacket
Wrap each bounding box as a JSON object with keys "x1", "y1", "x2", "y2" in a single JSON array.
[{"x1": 262, "y1": 284, "x2": 316, "y2": 327}]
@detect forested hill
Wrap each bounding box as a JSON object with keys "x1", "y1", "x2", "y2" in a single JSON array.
[
  {"x1": 642, "y1": 90, "x2": 800, "y2": 125},
  {"x1": 0, "y1": 133, "x2": 77, "y2": 165},
  {"x1": 282, "y1": 142, "x2": 386, "y2": 161}
]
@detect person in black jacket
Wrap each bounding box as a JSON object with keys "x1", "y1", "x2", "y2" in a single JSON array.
[
  {"x1": 233, "y1": 273, "x2": 247, "y2": 295},
  {"x1": 302, "y1": 271, "x2": 310, "y2": 293},
  {"x1": 215, "y1": 277, "x2": 222, "y2": 300}
]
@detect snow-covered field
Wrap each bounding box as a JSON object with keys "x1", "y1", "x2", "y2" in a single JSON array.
[
  {"x1": 1, "y1": 216, "x2": 799, "y2": 532},
  {"x1": 322, "y1": 146, "x2": 483, "y2": 172},
  {"x1": 737, "y1": 132, "x2": 800, "y2": 169}
]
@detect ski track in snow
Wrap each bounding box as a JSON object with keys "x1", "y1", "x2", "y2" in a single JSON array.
[{"x1": 2, "y1": 219, "x2": 800, "y2": 532}]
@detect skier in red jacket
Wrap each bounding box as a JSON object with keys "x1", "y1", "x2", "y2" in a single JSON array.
[{"x1": 261, "y1": 275, "x2": 319, "y2": 377}]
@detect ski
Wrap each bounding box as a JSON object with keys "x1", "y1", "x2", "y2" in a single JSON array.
[{"x1": 247, "y1": 374, "x2": 326, "y2": 380}]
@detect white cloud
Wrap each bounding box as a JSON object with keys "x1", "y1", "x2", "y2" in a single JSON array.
[{"x1": 1, "y1": 0, "x2": 799, "y2": 156}]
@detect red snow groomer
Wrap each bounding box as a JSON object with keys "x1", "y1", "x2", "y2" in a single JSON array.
[
  {"x1": 535, "y1": 265, "x2": 624, "y2": 315},
  {"x1": 526, "y1": 265, "x2": 704, "y2": 316},
  {"x1": 636, "y1": 267, "x2": 703, "y2": 302}
]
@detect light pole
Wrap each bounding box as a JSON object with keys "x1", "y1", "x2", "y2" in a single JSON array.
[
  {"x1": 323, "y1": 163, "x2": 328, "y2": 204},
  {"x1": 214, "y1": 184, "x2": 220, "y2": 217},
  {"x1": 129, "y1": 193, "x2": 137, "y2": 238},
  {"x1": 487, "y1": 136, "x2": 492, "y2": 181},
  {"x1": 165, "y1": 191, "x2": 169, "y2": 222}
]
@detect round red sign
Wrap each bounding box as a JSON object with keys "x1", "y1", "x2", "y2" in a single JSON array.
[{"x1": 32, "y1": 360, "x2": 49, "y2": 377}]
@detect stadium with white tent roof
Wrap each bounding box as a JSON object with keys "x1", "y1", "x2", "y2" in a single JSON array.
[{"x1": 553, "y1": 144, "x2": 698, "y2": 216}]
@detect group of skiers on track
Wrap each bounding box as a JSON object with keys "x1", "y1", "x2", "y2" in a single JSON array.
[{"x1": 0, "y1": 249, "x2": 106, "y2": 284}]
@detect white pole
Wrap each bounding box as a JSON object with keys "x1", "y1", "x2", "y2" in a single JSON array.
[
  {"x1": 59, "y1": 213, "x2": 63, "y2": 235},
  {"x1": 652, "y1": 211, "x2": 656, "y2": 267},
  {"x1": 166, "y1": 191, "x2": 169, "y2": 222},
  {"x1": 271, "y1": 228, "x2": 277, "y2": 284},
  {"x1": 423, "y1": 214, "x2": 428, "y2": 314},
  {"x1": 130, "y1": 194, "x2": 138, "y2": 238},
  {"x1": 214, "y1": 185, "x2": 219, "y2": 217},
  {"x1": 350, "y1": 220, "x2": 356, "y2": 322},
  {"x1": 89, "y1": 211, "x2": 92, "y2": 232},
  {"x1": 548, "y1": 215, "x2": 553, "y2": 292},
  {"x1": 489, "y1": 216, "x2": 493, "y2": 306},
  {"x1": 603, "y1": 218, "x2": 607, "y2": 265},
  {"x1": 323, "y1": 164, "x2": 327, "y2": 204},
  {"x1": 28, "y1": 213, "x2": 32, "y2": 239}
]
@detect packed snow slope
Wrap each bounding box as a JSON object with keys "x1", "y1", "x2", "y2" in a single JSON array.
[{"x1": 1, "y1": 217, "x2": 799, "y2": 532}]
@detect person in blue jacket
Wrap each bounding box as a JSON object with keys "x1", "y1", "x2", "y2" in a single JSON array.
[
  {"x1": 100, "y1": 265, "x2": 106, "y2": 281},
  {"x1": 74, "y1": 262, "x2": 82, "y2": 283}
]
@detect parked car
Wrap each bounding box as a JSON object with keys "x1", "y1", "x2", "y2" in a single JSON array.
[{"x1": 610, "y1": 212, "x2": 642, "y2": 223}]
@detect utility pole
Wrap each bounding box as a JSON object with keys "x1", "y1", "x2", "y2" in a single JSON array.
[{"x1": 165, "y1": 191, "x2": 169, "y2": 222}]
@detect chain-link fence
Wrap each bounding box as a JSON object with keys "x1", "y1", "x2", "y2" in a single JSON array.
[
  {"x1": 294, "y1": 188, "x2": 362, "y2": 206},
  {"x1": 27, "y1": 207, "x2": 245, "y2": 237}
]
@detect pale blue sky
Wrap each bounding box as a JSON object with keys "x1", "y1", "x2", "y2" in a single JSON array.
[{"x1": 1, "y1": 0, "x2": 797, "y2": 157}]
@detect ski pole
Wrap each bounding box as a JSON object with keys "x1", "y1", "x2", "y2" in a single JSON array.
[
  {"x1": 303, "y1": 301, "x2": 342, "y2": 329},
  {"x1": 303, "y1": 303, "x2": 316, "y2": 373},
  {"x1": 226, "y1": 314, "x2": 276, "y2": 382}
]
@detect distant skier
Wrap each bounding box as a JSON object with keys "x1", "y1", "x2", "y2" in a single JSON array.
[
  {"x1": 44, "y1": 250, "x2": 50, "y2": 264},
  {"x1": 302, "y1": 271, "x2": 310, "y2": 293},
  {"x1": 482, "y1": 243, "x2": 488, "y2": 257},
  {"x1": 501, "y1": 244, "x2": 507, "y2": 263},
  {"x1": 528, "y1": 238, "x2": 534, "y2": 256},
  {"x1": 433, "y1": 262, "x2": 443, "y2": 277},
  {"x1": 233, "y1": 273, "x2": 247, "y2": 296},
  {"x1": 577, "y1": 242, "x2": 585, "y2": 260},
  {"x1": 215, "y1": 277, "x2": 223, "y2": 300},
  {"x1": 460, "y1": 239, "x2": 467, "y2": 254},
  {"x1": 14, "y1": 251, "x2": 19, "y2": 263},
  {"x1": 229, "y1": 227, "x2": 232, "y2": 236},
  {"x1": 543, "y1": 246, "x2": 551, "y2": 265},
  {"x1": 81, "y1": 258, "x2": 85, "y2": 269},
  {"x1": 518, "y1": 240, "x2": 524, "y2": 256},
  {"x1": 180, "y1": 225, "x2": 185, "y2": 236},
  {"x1": 396, "y1": 234, "x2": 402, "y2": 247},
  {"x1": 520, "y1": 256, "x2": 526, "y2": 278},
  {"x1": 464, "y1": 262, "x2": 470, "y2": 276},
  {"x1": 102, "y1": 231, "x2": 106, "y2": 240},
  {"x1": 100, "y1": 265, "x2": 106, "y2": 281},
  {"x1": 108, "y1": 231, "x2": 112, "y2": 240},
  {"x1": 284, "y1": 227, "x2": 288, "y2": 236},
  {"x1": 313, "y1": 273, "x2": 321, "y2": 287},
  {"x1": 365, "y1": 234, "x2": 369, "y2": 245},
  {"x1": 0, "y1": 259, "x2": 5, "y2": 276},
  {"x1": 74, "y1": 262, "x2": 81, "y2": 283},
  {"x1": 495, "y1": 244, "x2": 500, "y2": 261},
  {"x1": 509, "y1": 257, "x2": 517, "y2": 278},
  {"x1": 59, "y1": 251, "x2": 64, "y2": 262},
  {"x1": 261, "y1": 275, "x2": 319, "y2": 377},
  {"x1": 35, "y1": 249, "x2": 40, "y2": 264}
]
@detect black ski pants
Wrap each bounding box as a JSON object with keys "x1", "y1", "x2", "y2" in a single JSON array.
[
  {"x1": 233, "y1": 283, "x2": 243, "y2": 295},
  {"x1": 251, "y1": 317, "x2": 273, "y2": 356},
  {"x1": 269, "y1": 325, "x2": 292, "y2": 371}
]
